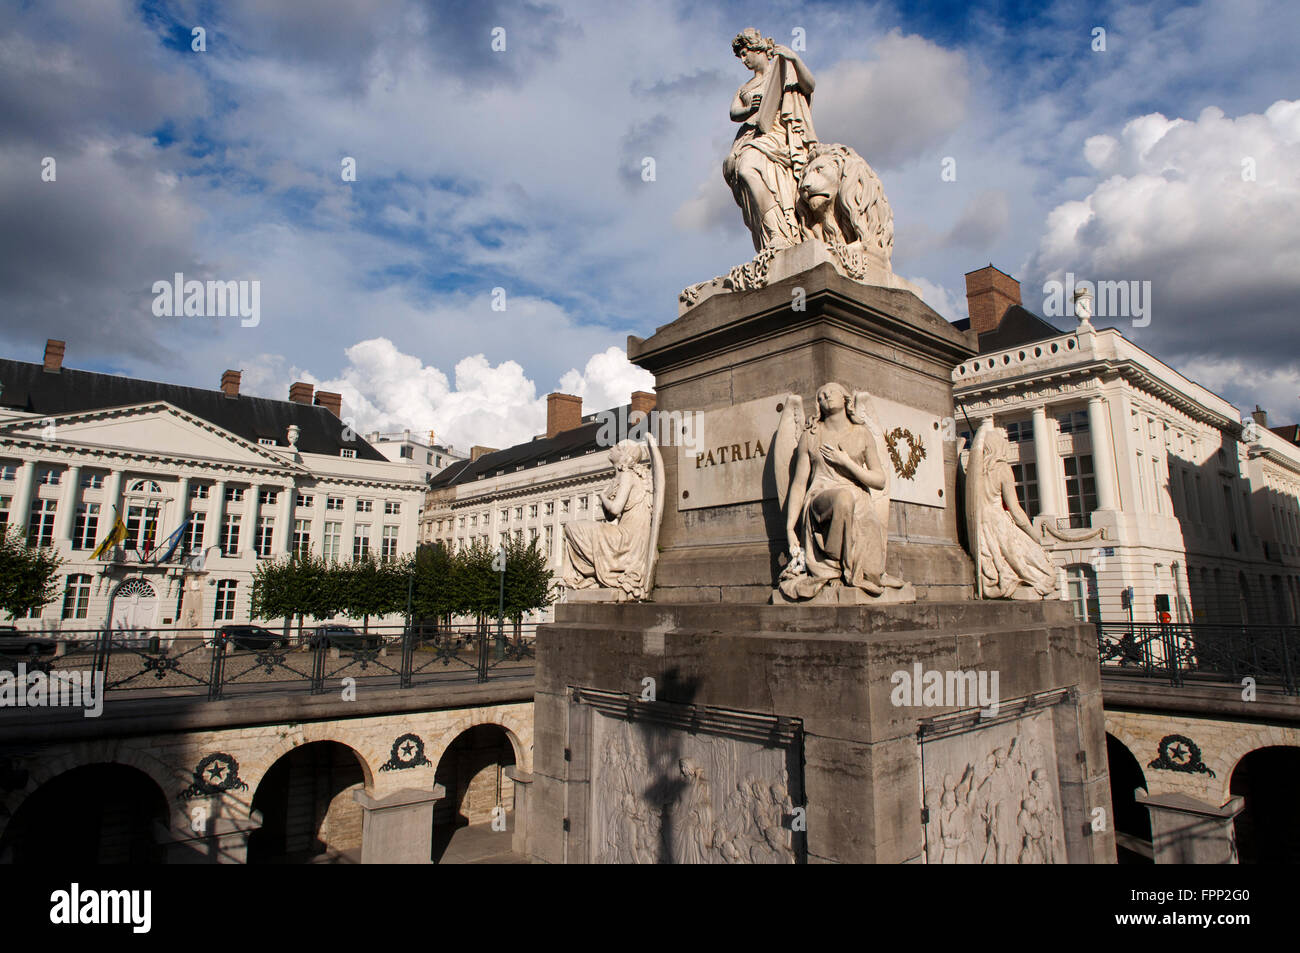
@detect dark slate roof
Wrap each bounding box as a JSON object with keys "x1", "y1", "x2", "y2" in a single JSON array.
[
  {"x1": 1270, "y1": 424, "x2": 1300, "y2": 445},
  {"x1": 952, "y1": 305, "x2": 1063, "y2": 354},
  {"x1": 0, "y1": 358, "x2": 387, "y2": 461},
  {"x1": 429, "y1": 409, "x2": 621, "y2": 489}
]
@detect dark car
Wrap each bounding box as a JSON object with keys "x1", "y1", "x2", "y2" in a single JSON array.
[
  {"x1": 213, "y1": 625, "x2": 288, "y2": 651},
  {"x1": 310, "y1": 624, "x2": 383, "y2": 651},
  {"x1": 0, "y1": 626, "x2": 58, "y2": 658}
]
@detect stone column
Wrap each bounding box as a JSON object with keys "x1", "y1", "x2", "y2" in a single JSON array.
[
  {"x1": 1088, "y1": 395, "x2": 1119, "y2": 510},
  {"x1": 1032, "y1": 406, "x2": 1059, "y2": 519},
  {"x1": 276, "y1": 483, "x2": 295, "y2": 555},
  {"x1": 242, "y1": 482, "x2": 260, "y2": 556},
  {"x1": 9, "y1": 460, "x2": 36, "y2": 537},
  {"x1": 101, "y1": 468, "x2": 124, "y2": 527},
  {"x1": 210, "y1": 480, "x2": 227, "y2": 556},
  {"x1": 55, "y1": 464, "x2": 81, "y2": 544},
  {"x1": 157, "y1": 811, "x2": 263, "y2": 864},
  {"x1": 172, "y1": 476, "x2": 191, "y2": 551},
  {"x1": 504, "y1": 767, "x2": 532, "y2": 858},
  {"x1": 342, "y1": 495, "x2": 357, "y2": 562},
  {"x1": 353, "y1": 785, "x2": 445, "y2": 864},
  {"x1": 1135, "y1": 791, "x2": 1244, "y2": 864}
]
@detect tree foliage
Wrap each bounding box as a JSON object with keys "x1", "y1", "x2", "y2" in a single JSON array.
[
  {"x1": 0, "y1": 526, "x2": 64, "y2": 621},
  {"x1": 248, "y1": 540, "x2": 555, "y2": 627}
]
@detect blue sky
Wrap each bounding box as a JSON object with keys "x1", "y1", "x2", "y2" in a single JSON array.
[{"x1": 2, "y1": 0, "x2": 1297, "y2": 449}]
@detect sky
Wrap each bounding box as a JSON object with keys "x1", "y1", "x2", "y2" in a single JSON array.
[{"x1": 2, "y1": 0, "x2": 1297, "y2": 451}]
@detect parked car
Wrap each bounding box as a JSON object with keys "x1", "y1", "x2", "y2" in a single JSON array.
[
  {"x1": 212, "y1": 625, "x2": 289, "y2": 651},
  {"x1": 309, "y1": 624, "x2": 383, "y2": 651},
  {"x1": 0, "y1": 626, "x2": 58, "y2": 658}
]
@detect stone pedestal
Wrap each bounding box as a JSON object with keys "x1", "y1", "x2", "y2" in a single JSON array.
[
  {"x1": 504, "y1": 767, "x2": 533, "y2": 859},
  {"x1": 1136, "y1": 791, "x2": 1243, "y2": 864},
  {"x1": 630, "y1": 261, "x2": 977, "y2": 604},
  {"x1": 532, "y1": 601, "x2": 1112, "y2": 864},
  {"x1": 530, "y1": 266, "x2": 1113, "y2": 864},
  {"x1": 353, "y1": 785, "x2": 445, "y2": 864},
  {"x1": 159, "y1": 812, "x2": 262, "y2": 864}
]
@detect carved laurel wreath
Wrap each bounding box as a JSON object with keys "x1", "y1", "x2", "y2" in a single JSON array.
[{"x1": 885, "y1": 427, "x2": 927, "y2": 480}]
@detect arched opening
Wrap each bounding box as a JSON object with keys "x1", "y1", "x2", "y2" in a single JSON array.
[
  {"x1": 0, "y1": 763, "x2": 167, "y2": 864},
  {"x1": 1230, "y1": 745, "x2": 1300, "y2": 863},
  {"x1": 1105, "y1": 734, "x2": 1152, "y2": 863},
  {"x1": 247, "y1": 742, "x2": 367, "y2": 864},
  {"x1": 431, "y1": 724, "x2": 518, "y2": 863}
]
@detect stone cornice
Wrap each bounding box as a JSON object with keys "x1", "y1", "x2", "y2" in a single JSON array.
[{"x1": 449, "y1": 469, "x2": 612, "y2": 508}]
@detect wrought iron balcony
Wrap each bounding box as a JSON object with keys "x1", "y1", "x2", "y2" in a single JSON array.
[{"x1": 1096, "y1": 621, "x2": 1299, "y2": 694}]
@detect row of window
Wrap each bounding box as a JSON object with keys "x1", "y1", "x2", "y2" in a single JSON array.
[
  {"x1": 0, "y1": 466, "x2": 404, "y2": 516},
  {"x1": 1007, "y1": 454, "x2": 1098, "y2": 528},
  {"x1": 958, "y1": 410, "x2": 1091, "y2": 448},
  {"x1": 52, "y1": 575, "x2": 242, "y2": 622},
  {"x1": 437, "y1": 497, "x2": 588, "y2": 534},
  {"x1": 0, "y1": 497, "x2": 402, "y2": 560}
]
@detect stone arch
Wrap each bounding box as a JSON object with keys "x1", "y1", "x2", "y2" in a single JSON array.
[
  {"x1": 246, "y1": 738, "x2": 371, "y2": 864},
  {"x1": 1216, "y1": 728, "x2": 1300, "y2": 804},
  {"x1": 1229, "y1": 743, "x2": 1300, "y2": 863},
  {"x1": 0, "y1": 757, "x2": 170, "y2": 863},
  {"x1": 239, "y1": 729, "x2": 376, "y2": 805},
  {"x1": 0, "y1": 741, "x2": 178, "y2": 842},
  {"x1": 424, "y1": 707, "x2": 532, "y2": 780},
  {"x1": 1105, "y1": 732, "x2": 1151, "y2": 863}
]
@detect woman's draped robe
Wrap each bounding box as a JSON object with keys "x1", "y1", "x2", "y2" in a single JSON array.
[
  {"x1": 976, "y1": 461, "x2": 1057, "y2": 598},
  {"x1": 779, "y1": 423, "x2": 887, "y2": 600},
  {"x1": 560, "y1": 467, "x2": 653, "y2": 599},
  {"x1": 723, "y1": 55, "x2": 818, "y2": 252}
]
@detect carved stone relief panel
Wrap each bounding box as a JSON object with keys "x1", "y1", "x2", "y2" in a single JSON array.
[
  {"x1": 581, "y1": 694, "x2": 802, "y2": 864},
  {"x1": 920, "y1": 707, "x2": 1066, "y2": 864}
]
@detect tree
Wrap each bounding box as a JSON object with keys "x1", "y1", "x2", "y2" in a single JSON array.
[
  {"x1": 337, "y1": 554, "x2": 405, "y2": 633},
  {"x1": 499, "y1": 536, "x2": 556, "y2": 623},
  {"x1": 0, "y1": 526, "x2": 64, "y2": 621}
]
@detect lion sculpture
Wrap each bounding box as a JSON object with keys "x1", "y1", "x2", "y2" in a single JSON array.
[{"x1": 795, "y1": 142, "x2": 894, "y2": 274}]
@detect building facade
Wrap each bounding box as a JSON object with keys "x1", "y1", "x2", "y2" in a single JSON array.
[
  {"x1": 0, "y1": 341, "x2": 425, "y2": 635},
  {"x1": 425, "y1": 392, "x2": 655, "y2": 621},
  {"x1": 953, "y1": 267, "x2": 1300, "y2": 626},
  {"x1": 366, "y1": 429, "x2": 466, "y2": 485}
]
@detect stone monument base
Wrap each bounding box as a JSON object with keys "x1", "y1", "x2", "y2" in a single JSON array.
[
  {"x1": 530, "y1": 599, "x2": 1114, "y2": 864},
  {"x1": 770, "y1": 581, "x2": 916, "y2": 605}
]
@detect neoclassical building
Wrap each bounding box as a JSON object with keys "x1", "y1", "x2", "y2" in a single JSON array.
[
  {"x1": 425, "y1": 392, "x2": 655, "y2": 621},
  {"x1": 0, "y1": 341, "x2": 426, "y2": 635},
  {"x1": 953, "y1": 266, "x2": 1300, "y2": 626}
]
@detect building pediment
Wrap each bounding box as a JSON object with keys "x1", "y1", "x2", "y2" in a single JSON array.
[{"x1": 0, "y1": 402, "x2": 305, "y2": 472}]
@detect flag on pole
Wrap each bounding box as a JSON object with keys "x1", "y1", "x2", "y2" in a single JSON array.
[
  {"x1": 91, "y1": 507, "x2": 127, "y2": 559},
  {"x1": 155, "y1": 517, "x2": 192, "y2": 564}
]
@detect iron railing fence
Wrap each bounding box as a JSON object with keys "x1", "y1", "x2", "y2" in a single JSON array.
[
  {"x1": 0, "y1": 620, "x2": 536, "y2": 704},
  {"x1": 1096, "y1": 621, "x2": 1299, "y2": 694}
]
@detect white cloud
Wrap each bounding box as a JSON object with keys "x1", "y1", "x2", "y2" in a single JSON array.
[
  {"x1": 1026, "y1": 99, "x2": 1300, "y2": 404},
  {"x1": 242, "y1": 339, "x2": 655, "y2": 454},
  {"x1": 558, "y1": 346, "x2": 656, "y2": 413}
]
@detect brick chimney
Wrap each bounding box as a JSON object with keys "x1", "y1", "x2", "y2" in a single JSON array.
[
  {"x1": 630, "y1": 390, "x2": 657, "y2": 419},
  {"x1": 1252, "y1": 405, "x2": 1268, "y2": 428},
  {"x1": 965, "y1": 265, "x2": 1022, "y2": 336},
  {"x1": 470, "y1": 445, "x2": 499, "y2": 462},
  {"x1": 314, "y1": 390, "x2": 342, "y2": 418},
  {"x1": 43, "y1": 339, "x2": 65, "y2": 373},
  {"x1": 288, "y1": 381, "x2": 314, "y2": 404},
  {"x1": 546, "y1": 392, "x2": 583, "y2": 439},
  {"x1": 220, "y1": 369, "x2": 241, "y2": 398}
]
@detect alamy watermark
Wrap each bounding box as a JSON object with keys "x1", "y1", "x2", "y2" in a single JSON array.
[
  {"x1": 0, "y1": 664, "x2": 104, "y2": 718},
  {"x1": 595, "y1": 406, "x2": 703, "y2": 453},
  {"x1": 890, "y1": 663, "x2": 1000, "y2": 716},
  {"x1": 152, "y1": 272, "x2": 260, "y2": 327},
  {"x1": 1042, "y1": 272, "x2": 1151, "y2": 328}
]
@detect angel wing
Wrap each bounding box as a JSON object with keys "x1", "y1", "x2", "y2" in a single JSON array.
[
  {"x1": 771, "y1": 394, "x2": 805, "y2": 510},
  {"x1": 852, "y1": 391, "x2": 891, "y2": 532},
  {"x1": 642, "y1": 432, "x2": 666, "y2": 596},
  {"x1": 963, "y1": 419, "x2": 993, "y2": 599}
]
